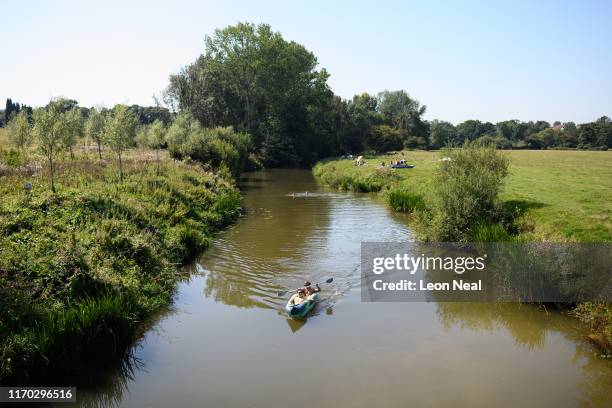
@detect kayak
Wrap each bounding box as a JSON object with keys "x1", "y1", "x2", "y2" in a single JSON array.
[{"x1": 285, "y1": 293, "x2": 319, "y2": 318}]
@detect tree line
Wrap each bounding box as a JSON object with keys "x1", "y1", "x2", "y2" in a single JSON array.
[
  {"x1": 3, "y1": 22, "x2": 611, "y2": 171},
  {"x1": 3, "y1": 97, "x2": 252, "y2": 192},
  {"x1": 166, "y1": 22, "x2": 611, "y2": 166}
]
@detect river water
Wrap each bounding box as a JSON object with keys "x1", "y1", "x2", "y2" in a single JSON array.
[{"x1": 78, "y1": 169, "x2": 611, "y2": 408}]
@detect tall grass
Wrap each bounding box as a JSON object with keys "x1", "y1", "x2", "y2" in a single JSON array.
[
  {"x1": 0, "y1": 154, "x2": 241, "y2": 382},
  {"x1": 384, "y1": 188, "x2": 425, "y2": 213}
]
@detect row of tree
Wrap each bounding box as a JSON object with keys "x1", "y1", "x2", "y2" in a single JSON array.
[
  {"x1": 1, "y1": 98, "x2": 171, "y2": 128},
  {"x1": 430, "y1": 117, "x2": 612, "y2": 150},
  {"x1": 167, "y1": 22, "x2": 611, "y2": 165},
  {"x1": 4, "y1": 99, "x2": 170, "y2": 191},
  {"x1": 5, "y1": 96, "x2": 256, "y2": 191}
]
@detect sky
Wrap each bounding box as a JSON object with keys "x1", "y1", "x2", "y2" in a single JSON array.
[{"x1": 1, "y1": 0, "x2": 611, "y2": 124}]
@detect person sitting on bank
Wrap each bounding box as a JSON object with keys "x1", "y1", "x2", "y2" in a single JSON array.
[
  {"x1": 304, "y1": 281, "x2": 321, "y2": 297},
  {"x1": 288, "y1": 288, "x2": 308, "y2": 306}
]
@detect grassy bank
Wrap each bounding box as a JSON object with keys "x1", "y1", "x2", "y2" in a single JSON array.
[
  {"x1": 314, "y1": 150, "x2": 612, "y2": 242},
  {"x1": 313, "y1": 149, "x2": 612, "y2": 354},
  {"x1": 0, "y1": 150, "x2": 240, "y2": 383}
]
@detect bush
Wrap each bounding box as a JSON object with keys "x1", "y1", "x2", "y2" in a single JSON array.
[
  {"x1": 168, "y1": 122, "x2": 253, "y2": 177},
  {"x1": 421, "y1": 142, "x2": 509, "y2": 241},
  {"x1": 0, "y1": 148, "x2": 27, "y2": 166}
]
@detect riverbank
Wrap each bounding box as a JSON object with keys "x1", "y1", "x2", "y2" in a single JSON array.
[
  {"x1": 313, "y1": 149, "x2": 612, "y2": 354},
  {"x1": 0, "y1": 150, "x2": 241, "y2": 383}
]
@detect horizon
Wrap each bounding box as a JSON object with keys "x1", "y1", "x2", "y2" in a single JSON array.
[{"x1": 1, "y1": 0, "x2": 611, "y2": 124}]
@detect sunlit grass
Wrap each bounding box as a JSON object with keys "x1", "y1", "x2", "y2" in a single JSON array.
[{"x1": 314, "y1": 150, "x2": 612, "y2": 242}]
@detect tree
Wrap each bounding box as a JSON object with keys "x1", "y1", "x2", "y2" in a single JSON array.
[
  {"x1": 456, "y1": 120, "x2": 495, "y2": 143},
  {"x1": 365, "y1": 125, "x2": 403, "y2": 153},
  {"x1": 429, "y1": 120, "x2": 458, "y2": 149},
  {"x1": 62, "y1": 108, "x2": 83, "y2": 159},
  {"x1": 85, "y1": 108, "x2": 106, "y2": 160},
  {"x1": 166, "y1": 111, "x2": 196, "y2": 159},
  {"x1": 578, "y1": 123, "x2": 597, "y2": 148},
  {"x1": 377, "y1": 90, "x2": 428, "y2": 146},
  {"x1": 105, "y1": 105, "x2": 137, "y2": 182},
  {"x1": 33, "y1": 105, "x2": 66, "y2": 192},
  {"x1": 147, "y1": 120, "x2": 167, "y2": 175},
  {"x1": 5, "y1": 110, "x2": 32, "y2": 150},
  {"x1": 536, "y1": 128, "x2": 558, "y2": 148},
  {"x1": 168, "y1": 22, "x2": 335, "y2": 166},
  {"x1": 560, "y1": 122, "x2": 578, "y2": 147}
]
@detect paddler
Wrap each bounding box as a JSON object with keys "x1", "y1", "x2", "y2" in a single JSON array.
[
  {"x1": 288, "y1": 288, "x2": 308, "y2": 306},
  {"x1": 304, "y1": 281, "x2": 321, "y2": 298}
]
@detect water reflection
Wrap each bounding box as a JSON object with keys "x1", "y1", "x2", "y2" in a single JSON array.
[{"x1": 436, "y1": 302, "x2": 612, "y2": 405}]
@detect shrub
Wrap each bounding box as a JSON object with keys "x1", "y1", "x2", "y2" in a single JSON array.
[
  {"x1": 168, "y1": 122, "x2": 253, "y2": 177},
  {"x1": 422, "y1": 142, "x2": 509, "y2": 241}
]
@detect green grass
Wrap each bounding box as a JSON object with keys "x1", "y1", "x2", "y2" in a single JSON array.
[
  {"x1": 0, "y1": 151, "x2": 241, "y2": 382},
  {"x1": 314, "y1": 150, "x2": 612, "y2": 242}
]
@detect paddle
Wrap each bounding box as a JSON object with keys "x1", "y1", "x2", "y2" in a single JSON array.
[{"x1": 277, "y1": 278, "x2": 333, "y2": 297}]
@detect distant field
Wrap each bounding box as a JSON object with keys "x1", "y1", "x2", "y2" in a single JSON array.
[{"x1": 315, "y1": 150, "x2": 612, "y2": 242}]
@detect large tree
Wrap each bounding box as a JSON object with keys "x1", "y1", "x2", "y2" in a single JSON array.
[
  {"x1": 377, "y1": 90, "x2": 428, "y2": 147},
  {"x1": 168, "y1": 22, "x2": 335, "y2": 166}
]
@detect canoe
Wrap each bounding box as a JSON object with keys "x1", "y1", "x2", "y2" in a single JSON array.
[{"x1": 285, "y1": 293, "x2": 319, "y2": 318}]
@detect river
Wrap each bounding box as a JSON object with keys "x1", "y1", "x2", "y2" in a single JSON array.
[{"x1": 76, "y1": 169, "x2": 611, "y2": 408}]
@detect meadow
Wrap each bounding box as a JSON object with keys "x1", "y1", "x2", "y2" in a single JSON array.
[{"x1": 313, "y1": 150, "x2": 612, "y2": 242}]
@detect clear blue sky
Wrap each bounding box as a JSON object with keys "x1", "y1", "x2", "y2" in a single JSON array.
[{"x1": 2, "y1": 0, "x2": 611, "y2": 123}]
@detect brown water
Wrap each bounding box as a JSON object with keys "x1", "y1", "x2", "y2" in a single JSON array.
[{"x1": 77, "y1": 169, "x2": 612, "y2": 408}]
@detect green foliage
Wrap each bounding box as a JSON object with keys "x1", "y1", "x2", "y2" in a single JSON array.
[
  {"x1": 424, "y1": 143, "x2": 509, "y2": 241},
  {"x1": 85, "y1": 108, "x2": 106, "y2": 159},
  {"x1": 365, "y1": 125, "x2": 403, "y2": 153},
  {"x1": 5, "y1": 110, "x2": 32, "y2": 150},
  {"x1": 32, "y1": 102, "x2": 67, "y2": 192},
  {"x1": 384, "y1": 188, "x2": 425, "y2": 213},
  {"x1": 429, "y1": 120, "x2": 457, "y2": 149},
  {"x1": 0, "y1": 148, "x2": 27, "y2": 166},
  {"x1": 312, "y1": 163, "x2": 399, "y2": 192},
  {"x1": 168, "y1": 22, "x2": 334, "y2": 166},
  {"x1": 104, "y1": 104, "x2": 138, "y2": 181},
  {"x1": 167, "y1": 116, "x2": 253, "y2": 177},
  {"x1": 572, "y1": 303, "x2": 612, "y2": 356},
  {"x1": 0, "y1": 159, "x2": 240, "y2": 381},
  {"x1": 378, "y1": 90, "x2": 428, "y2": 146},
  {"x1": 62, "y1": 108, "x2": 83, "y2": 158},
  {"x1": 468, "y1": 222, "x2": 512, "y2": 242}
]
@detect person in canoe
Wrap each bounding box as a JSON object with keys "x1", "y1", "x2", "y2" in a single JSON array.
[
  {"x1": 288, "y1": 288, "x2": 308, "y2": 306},
  {"x1": 304, "y1": 281, "x2": 321, "y2": 298}
]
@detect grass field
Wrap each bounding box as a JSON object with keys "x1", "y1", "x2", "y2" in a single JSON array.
[{"x1": 314, "y1": 150, "x2": 612, "y2": 242}]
